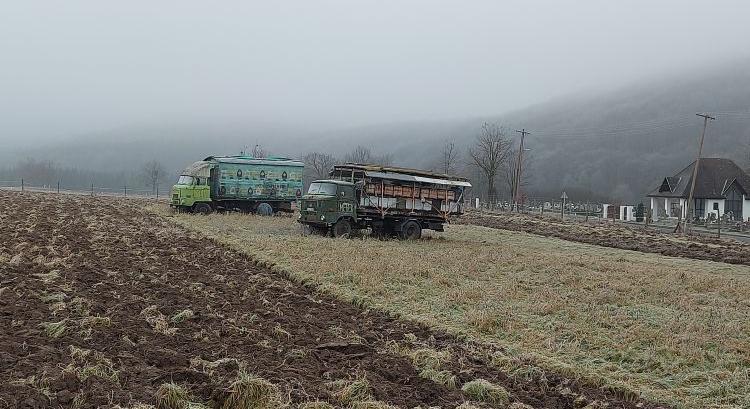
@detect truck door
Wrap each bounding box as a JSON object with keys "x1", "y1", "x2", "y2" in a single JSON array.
[{"x1": 338, "y1": 185, "x2": 356, "y2": 218}]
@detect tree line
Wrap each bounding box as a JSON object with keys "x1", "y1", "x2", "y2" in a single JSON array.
[
  {"x1": 3, "y1": 121, "x2": 530, "y2": 202},
  {"x1": 0, "y1": 157, "x2": 172, "y2": 195}
]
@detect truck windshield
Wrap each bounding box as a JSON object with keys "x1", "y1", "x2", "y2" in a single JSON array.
[
  {"x1": 307, "y1": 182, "x2": 337, "y2": 195},
  {"x1": 177, "y1": 175, "x2": 194, "y2": 185}
]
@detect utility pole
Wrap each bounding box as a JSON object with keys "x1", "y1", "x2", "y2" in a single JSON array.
[
  {"x1": 513, "y1": 129, "x2": 531, "y2": 212},
  {"x1": 680, "y1": 113, "x2": 715, "y2": 234}
]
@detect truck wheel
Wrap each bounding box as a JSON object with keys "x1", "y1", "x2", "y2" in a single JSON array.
[
  {"x1": 400, "y1": 220, "x2": 422, "y2": 240},
  {"x1": 256, "y1": 202, "x2": 274, "y2": 216},
  {"x1": 333, "y1": 219, "x2": 352, "y2": 238},
  {"x1": 194, "y1": 203, "x2": 212, "y2": 215}
]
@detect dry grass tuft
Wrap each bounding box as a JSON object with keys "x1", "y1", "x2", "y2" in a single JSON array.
[
  {"x1": 155, "y1": 383, "x2": 191, "y2": 409},
  {"x1": 221, "y1": 371, "x2": 285, "y2": 409},
  {"x1": 64, "y1": 346, "x2": 120, "y2": 384},
  {"x1": 461, "y1": 379, "x2": 510, "y2": 406},
  {"x1": 141, "y1": 305, "x2": 178, "y2": 336},
  {"x1": 454, "y1": 403, "x2": 482, "y2": 409},
  {"x1": 348, "y1": 401, "x2": 398, "y2": 409},
  {"x1": 40, "y1": 319, "x2": 67, "y2": 338},
  {"x1": 171, "y1": 309, "x2": 195, "y2": 323},
  {"x1": 189, "y1": 357, "x2": 240, "y2": 377},
  {"x1": 325, "y1": 376, "x2": 373, "y2": 405},
  {"x1": 112, "y1": 403, "x2": 157, "y2": 409},
  {"x1": 508, "y1": 402, "x2": 534, "y2": 409},
  {"x1": 297, "y1": 401, "x2": 334, "y2": 409},
  {"x1": 79, "y1": 315, "x2": 112, "y2": 328},
  {"x1": 33, "y1": 270, "x2": 61, "y2": 284},
  {"x1": 385, "y1": 342, "x2": 457, "y2": 388}
]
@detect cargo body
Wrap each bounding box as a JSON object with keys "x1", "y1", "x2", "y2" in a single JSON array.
[
  {"x1": 298, "y1": 163, "x2": 471, "y2": 238},
  {"x1": 171, "y1": 155, "x2": 304, "y2": 214}
]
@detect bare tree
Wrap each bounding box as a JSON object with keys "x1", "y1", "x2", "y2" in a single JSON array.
[
  {"x1": 468, "y1": 122, "x2": 512, "y2": 201},
  {"x1": 142, "y1": 160, "x2": 166, "y2": 195},
  {"x1": 372, "y1": 153, "x2": 394, "y2": 166},
  {"x1": 345, "y1": 145, "x2": 372, "y2": 163},
  {"x1": 302, "y1": 152, "x2": 337, "y2": 181},
  {"x1": 440, "y1": 141, "x2": 459, "y2": 174},
  {"x1": 344, "y1": 145, "x2": 394, "y2": 166},
  {"x1": 17, "y1": 158, "x2": 55, "y2": 185}
]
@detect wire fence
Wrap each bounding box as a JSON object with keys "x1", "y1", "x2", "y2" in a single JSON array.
[
  {"x1": 467, "y1": 197, "x2": 655, "y2": 226},
  {"x1": 0, "y1": 179, "x2": 168, "y2": 200}
]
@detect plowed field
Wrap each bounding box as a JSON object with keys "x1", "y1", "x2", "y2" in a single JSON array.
[
  {"x1": 1, "y1": 191, "x2": 668, "y2": 409},
  {"x1": 460, "y1": 211, "x2": 750, "y2": 265}
]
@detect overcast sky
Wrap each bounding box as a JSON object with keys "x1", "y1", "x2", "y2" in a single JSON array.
[{"x1": 1, "y1": 0, "x2": 749, "y2": 146}]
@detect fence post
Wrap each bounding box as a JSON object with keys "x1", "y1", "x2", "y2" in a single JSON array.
[
  {"x1": 91, "y1": 183, "x2": 94, "y2": 196},
  {"x1": 21, "y1": 178, "x2": 24, "y2": 192},
  {"x1": 124, "y1": 185, "x2": 127, "y2": 197},
  {"x1": 717, "y1": 215, "x2": 721, "y2": 239},
  {"x1": 57, "y1": 181, "x2": 60, "y2": 194},
  {"x1": 156, "y1": 185, "x2": 159, "y2": 198}
]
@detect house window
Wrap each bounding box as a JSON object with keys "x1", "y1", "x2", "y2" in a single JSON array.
[
  {"x1": 694, "y1": 199, "x2": 705, "y2": 219},
  {"x1": 725, "y1": 185, "x2": 743, "y2": 220},
  {"x1": 670, "y1": 201, "x2": 681, "y2": 217},
  {"x1": 713, "y1": 202, "x2": 719, "y2": 210}
]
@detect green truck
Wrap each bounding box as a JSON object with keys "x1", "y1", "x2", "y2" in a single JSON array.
[
  {"x1": 298, "y1": 163, "x2": 471, "y2": 239},
  {"x1": 170, "y1": 155, "x2": 304, "y2": 214}
]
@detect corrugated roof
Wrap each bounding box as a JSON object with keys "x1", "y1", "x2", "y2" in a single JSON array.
[
  {"x1": 332, "y1": 163, "x2": 470, "y2": 182},
  {"x1": 364, "y1": 171, "x2": 472, "y2": 187},
  {"x1": 205, "y1": 155, "x2": 303, "y2": 167},
  {"x1": 648, "y1": 158, "x2": 750, "y2": 199}
]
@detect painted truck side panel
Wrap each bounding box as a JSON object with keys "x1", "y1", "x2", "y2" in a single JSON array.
[{"x1": 214, "y1": 162, "x2": 303, "y2": 201}]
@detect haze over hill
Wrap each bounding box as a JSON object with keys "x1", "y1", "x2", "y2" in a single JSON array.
[{"x1": 4, "y1": 59, "x2": 750, "y2": 202}]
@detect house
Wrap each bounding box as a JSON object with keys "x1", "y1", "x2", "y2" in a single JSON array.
[{"x1": 648, "y1": 158, "x2": 750, "y2": 222}]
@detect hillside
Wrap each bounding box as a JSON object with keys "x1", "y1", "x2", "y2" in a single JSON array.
[{"x1": 4, "y1": 60, "x2": 750, "y2": 202}]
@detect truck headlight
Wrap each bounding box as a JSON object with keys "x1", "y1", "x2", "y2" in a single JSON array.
[{"x1": 320, "y1": 215, "x2": 326, "y2": 221}]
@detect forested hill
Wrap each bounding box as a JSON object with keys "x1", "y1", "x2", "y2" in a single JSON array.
[
  {"x1": 311, "y1": 60, "x2": 750, "y2": 202},
  {"x1": 4, "y1": 60, "x2": 750, "y2": 202}
]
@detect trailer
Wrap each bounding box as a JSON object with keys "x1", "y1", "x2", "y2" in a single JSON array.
[
  {"x1": 170, "y1": 155, "x2": 304, "y2": 214},
  {"x1": 298, "y1": 163, "x2": 471, "y2": 238}
]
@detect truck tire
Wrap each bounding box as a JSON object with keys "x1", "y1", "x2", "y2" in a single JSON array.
[
  {"x1": 400, "y1": 220, "x2": 422, "y2": 240},
  {"x1": 333, "y1": 219, "x2": 352, "y2": 238},
  {"x1": 194, "y1": 203, "x2": 212, "y2": 215},
  {"x1": 256, "y1": 202, "x2": 274, "y2": 216}
]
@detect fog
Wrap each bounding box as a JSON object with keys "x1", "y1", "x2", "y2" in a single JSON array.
[{"x1": 2, "y1": 0, "x2": 749, "y2": 149}]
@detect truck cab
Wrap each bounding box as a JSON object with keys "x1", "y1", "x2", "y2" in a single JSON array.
[
  {"x1": 171, "y1": 175, "x2": 212, "y2": 212},
  {"x1": 299, "y1": 180, "x2": 356, "y2": 236}
]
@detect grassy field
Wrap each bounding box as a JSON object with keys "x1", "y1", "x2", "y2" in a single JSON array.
[{"x1": 153, "y1": 207, "x2": 750, "y2": 409}]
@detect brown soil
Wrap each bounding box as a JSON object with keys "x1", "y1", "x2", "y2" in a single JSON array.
[
  {"x1": 459, "y1": 210, "x2": 750, "y2": 266},
  {"x1": 0, "y1": 191, "x2": 669, "y2": 409}
]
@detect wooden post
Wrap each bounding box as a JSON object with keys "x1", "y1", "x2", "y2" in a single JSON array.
[
  {"x1": 57, "y1": 181, "x2": 60, "y2": 193},
  {"x1": 124, "y1": 185, "x2": 127, "y2": 197},
  {"x1": 21, "y1": 178, "x2": 24, "y2": 192},
  {"x1": 718, "y1": 214, "x2": 721, "y2": 239},
  {"x1": 585, "y1": 201, "x2": 589, "y2": 222},
  {"x1": 560, "y1": 199, "x2": 564, "y2": 221},
  {"x1": 91, "y1": 183, "x2": 94, "y2": 196},
  {"x1": 683, "y1": 113, "x2": 715, "y2": 234}
]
